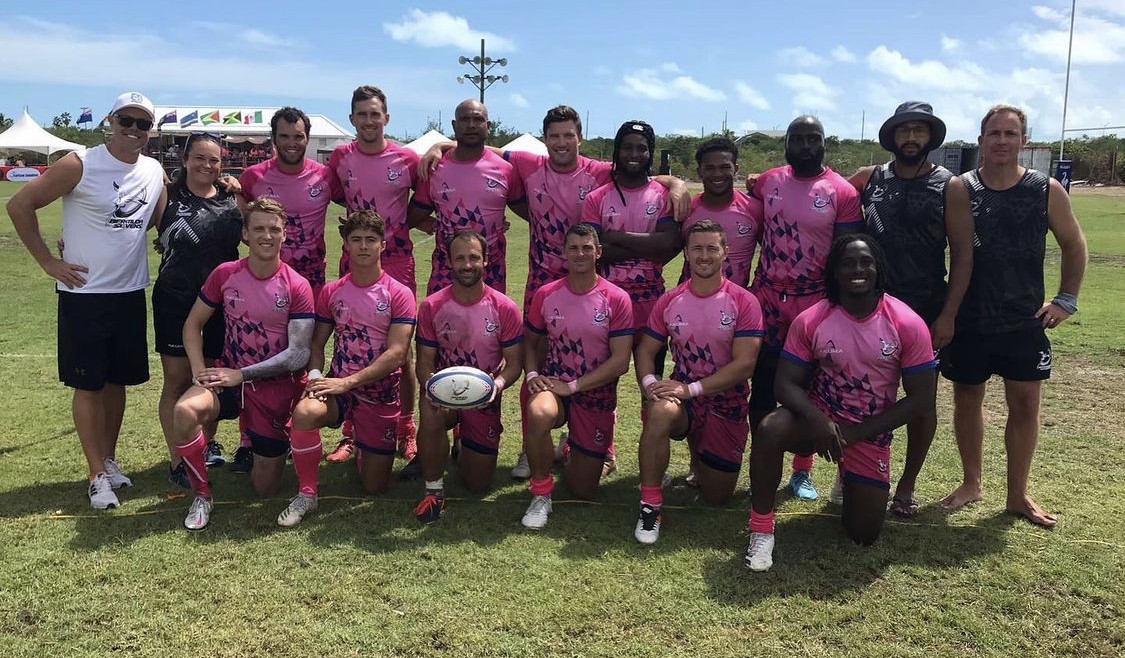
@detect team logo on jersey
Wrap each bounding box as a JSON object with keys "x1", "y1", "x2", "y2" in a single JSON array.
[
  {"x1": 736, "y1": 221, "x2": 752, "y2": 236},
  {"x1": 868, "y1": 184, "x2": 886, "y2": 203},
  {"x1": 879, "y1": 337, "x2": 899, "y2": 360},
  {"x1": 822, "y1": 339, "x2": 843, "y2": 355},
  {"x1": 486, "y1": 177, "x2": 500, "y2": 189},
  {"x1": 308, "y1": 184, "x2": 323, "y2": 199},
  {"x1": 108, "y1": 180, "x2": 149, "y2": 228},
  {"x1": 375, "y1": 299, "x2": 390, "y2": 314},
  {"x1": 1037, "y1": 350, "x2": 1052, "y2": 371},
  {"x1": 487, "y1": 426, "x2": 499, "y2": 440},
  {"x1": 719, "y1": 308, "x2": 735, "y2": 327},
  {"x1": 274, "y1": 292, "x2": 290, "y2": 310},
  {"x1": 387, "y1": 167, "x2": 402, "y2": 182},
  {"x1": 812, "y1": 192, "x2": 830, "y2": 210},
  {"x1": 878, "y1": 459, "x2": 888, "y2": 474},
  {"x1": 384, "y1": 427, "x2": 397, "y2": 442},
  {"x1": 332, "y1": 300, "x2": 349, "y2": 321},
  {"x1": 668, "y1": 314, "x2": 688, "y2": 333},
  {"x1": 592, "y1": 305, "x2": 608, "y2": 325},
  {"x1": 644, "y1": 202, "x2": 658, "y2": 216},
  {"x1": 578, "y1": 185, "x2": 591, "y2": 200},
  {"x1": 484, "y1": 317, "x2": 499, "y2": 334},
  {"x1": 225, "y1": 288, "x2": 245, "y2": 311},
  {"x1": 440, "y1": 322, "x2": 455, "y2": 342},
  {"x1": 594, "y1": 429, "x2": 606, "y2": 445},
  {"x1": 547, "y1": 307, "x2": 565, "y2": 324}
]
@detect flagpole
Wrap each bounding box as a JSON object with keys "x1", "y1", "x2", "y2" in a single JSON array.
[{"x1": 1059, "y1": 0, "x2": 1076, "y2": 161}]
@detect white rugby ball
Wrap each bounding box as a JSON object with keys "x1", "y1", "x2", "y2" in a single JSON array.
[{"x1": 426, "y1": 366, "x2": 495, "y2": 409}]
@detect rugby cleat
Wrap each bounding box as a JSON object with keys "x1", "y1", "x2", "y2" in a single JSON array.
[
  {"x1": 634, "y1": 504, "x2": 661, "y2": 544},
  {"x1": 88, "y1": 473, "x2": 119, "y2": 510}
]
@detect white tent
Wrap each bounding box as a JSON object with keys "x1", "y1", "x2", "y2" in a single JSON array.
[
  {"x1": 0, "y1": 109, "x2": 86, "y2": 157},
  {"x1": 404, "y1": 129, "x2": 450, "y2": 155},
  {"x1": 502, "y1": 133, "x2": 547, "y2": 156}
]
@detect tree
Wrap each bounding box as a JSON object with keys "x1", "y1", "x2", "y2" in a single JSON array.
[
  {"x1": 52, "y1": 112, "x2": 72, "y2": 128},
  {"x1": 0, "y1": 113, "x2": 11, "y2": 130},
  {"x1": 486, "y1": 119, "x2": 521, "y2": 147}
]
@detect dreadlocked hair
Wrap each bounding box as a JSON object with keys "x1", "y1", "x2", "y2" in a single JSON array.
[
  {"x1": 824, "y1": 233, "x2": 888, "y2": 305},
  {"x1": 610, "y1": 119, "x2": 656, "y2": 205}
]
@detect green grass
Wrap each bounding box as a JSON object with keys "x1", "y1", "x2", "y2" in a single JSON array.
[{"x1": 1, "y1": 181, "x2": 1123, "y2": 657}]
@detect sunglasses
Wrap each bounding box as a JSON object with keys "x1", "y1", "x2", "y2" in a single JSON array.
[{"x1": 115, "y1": 115, "x2": 153, "y2": 131}]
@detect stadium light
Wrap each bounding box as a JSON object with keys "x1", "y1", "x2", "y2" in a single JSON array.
[{"x1": 456, "y1": 38, "x2": 509, "y2": 104}]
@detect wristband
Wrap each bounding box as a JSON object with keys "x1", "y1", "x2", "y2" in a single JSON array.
[
  {"x1": 688, "y1": 381, "x2": 704, "y2": 398},
  {"x1": 308, "y1": 369, "x2": 324, "y2": 381},
  {"x1": 641, "y1": 374, "x2": 658, "y2": 390},
  {"x1": 525, "y1": 371, "x2": 539, "y2": 381},
  {"x1": 568, "y1": 379, "x2": 579, "y2": 394},
  {"x1": 494, "y1": 376, "x2": 506, "y2": 392},
  {"x1": 1051, "y1": 292, "x2": 1078, "y2": 315}
]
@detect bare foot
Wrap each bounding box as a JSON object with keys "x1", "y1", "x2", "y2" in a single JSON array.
[
  {"x1": 939, "y1": 483, "x2": 983, "y2": 510},
  {"x1": 1006, "y1": 495, "x2": 1057, "y2": 528}
]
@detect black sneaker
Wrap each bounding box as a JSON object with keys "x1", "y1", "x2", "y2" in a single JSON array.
[
  {"x1": 168, "y1": 462, "x2": 191, "y2": 490},
  {"x1": 228, "y1": 446, "x2": 253, "y2": 474},
  {"x1": 399, "y1": 455, "x2": 422, "y2": 481},
  {"x1": 205, "y1": 440, "x2": 226, "y2": 468},
  {"x1": 414, "y1": 490, "x2": 444, "y2": 524}
]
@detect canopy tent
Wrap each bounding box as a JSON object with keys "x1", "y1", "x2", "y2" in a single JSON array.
[
  {"x1": 0, "y1": 109, "x2": 86, "y2": 158},
  {"x1": 502, "y1": 133, "x2": 548, "y2": 156},
  {"x1": 404, "y1": 129, "x2": 450, "y2": 155}
]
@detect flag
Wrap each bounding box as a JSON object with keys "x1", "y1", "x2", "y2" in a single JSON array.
[
  {"x1": 78, "y1": 108, "x2": 93, "y2": 123},
  {"x1": 200, "y1": 110, "x2": 220, "y2": 125},
  {"x1": 180, "y1": 110, "x2": 199, "y2": 127},
  {"x1": 223, "y1": 111, "x2": 241, "y2": 125},
  {"x1": 158, "y1": 110, "x2": 177, "y2": 127},
  {"x1": 243, "y1": 110, "x2": 263, "y2": 124}
]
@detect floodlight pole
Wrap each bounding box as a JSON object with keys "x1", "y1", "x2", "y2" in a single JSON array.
[
  {"x1": 456, "y1": 39, "x2": 509, "y2": 104},
  {"x1": 1059, "y1": 0, "x2": 1076, "y2": 160}
]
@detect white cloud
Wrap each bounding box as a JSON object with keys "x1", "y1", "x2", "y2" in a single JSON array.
[
  {"x1": 509, "y1": 93, "x2": 529, "y2": 108},
  {"x1": 1031, "y1": 4, "x2": 1067, "y2": 22},
  {"x1": 733, "y1": 81, "x2": 770, "y2": 110},
  {"x1": 831, "y1": 46, "x2": 857, "y2": 63},
  {"x1": 1019, "y1": 12, "x2": 1125, "y2": 64},
  {"x1": 618, "y1": 64, "x2": 726, "y2": 102},
  {"x1": 736, "y1": 119, "x2": 759, "y2": 132},
  {"x1": 777, "y1": 73, "x2": 839, "y2": 111},
  {"x1": 238, "y1": 28, "x2": 292, "y2": 48},
  {"x1": 866, "y1": 45, "x2": 989, "y2": 91},
  {"x1": 383, "y1": 9, "x2": 516, "y2": 52},
  {"x1": 779, "y1": 46, "x2": 826, "y2": 68},
  {"x1": 941, "y1": 34, "x2": 962, "y2": 52}
]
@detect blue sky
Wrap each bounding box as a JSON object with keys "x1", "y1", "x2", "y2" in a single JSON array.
[{"x1": 2, "y1": 0, "x2": 1123, "y2": 142}]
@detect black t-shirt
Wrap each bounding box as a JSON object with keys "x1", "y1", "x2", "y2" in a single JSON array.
[
  {"x1": 958, "y1": 168, "x2": 1049, "y2": 334},
  {"x1": 154, "y1": 185, "x2": 242, "y2": 298},
  {"x1": 862, "y1": 162, "x2": 954, "y2": 316}
]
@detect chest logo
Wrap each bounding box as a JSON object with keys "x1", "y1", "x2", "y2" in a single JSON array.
[
  {"x1": 308, "y1": 184, "x2": 323, "y2": 199},
  {"x1": 812, "y1": 192, "x2": 830, "y2": 209},
  {"x1": 486, "y1": 178, "x2": 500, "y2": 189},
  {"x1": 578, "y1": 185, "x2": 591, "y2": 200},
  {"x1": 736, "y1": 222, "x2": 752, "y2": 236},
  {"x1": 484, "y1": 317, "x2": 499, "y2": 334},
  {"x1": 879, "y1": 337, "x2": 898, "y2": 358},
  {"x1": 274, "y1": 292, "x2": 290, "y2": 310},
  {"x1": 719, "y1": 309, "x2": 735, "y2": 327},
  {"x1": 111, "y1": 181, "x2": 149, "y2": 220},
  {"x1": 387, "y1": 167, "x2": 402, "y2": 182},
  {"x1": 644, "y1": 202, "x2": 658, "y2": 216}
]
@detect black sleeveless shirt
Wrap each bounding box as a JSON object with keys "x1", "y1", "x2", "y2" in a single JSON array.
[
  {"x1": 862, "y1": 162, "x2": 954, "y2": 316},
  {"x1": 958, "y1": 168, "x2": 1050, "y2": 334},
  {"x1": 155, "y1": 185, "x2": 243, "y2": 298}
]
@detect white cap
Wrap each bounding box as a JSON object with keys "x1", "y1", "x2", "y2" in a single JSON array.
[{"x1": 109, "y1": 91, "x2": 155, "y2": 120}]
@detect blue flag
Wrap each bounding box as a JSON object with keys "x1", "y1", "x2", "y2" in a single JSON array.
[
  {"x1": 180, "y1": 110, "x2": 199, "y2": 127},
  {"x1": 78, "y1": 108, "x2": 93, "y2": 123},
  {"x1": 158, "y1": 110, "x2": 177, "y2": 127}
]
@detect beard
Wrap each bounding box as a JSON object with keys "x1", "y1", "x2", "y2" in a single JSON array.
[
  {"x1": 893, "y1": 145, "x2": 927, "y2": 166},
  {"x1": 785, "y1": 147, "x2": 825, "y2": 174}
]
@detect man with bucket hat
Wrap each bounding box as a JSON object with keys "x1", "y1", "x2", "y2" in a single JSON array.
[{"x1": 846, "y1": 101, "x2": 974, "y2": 517}]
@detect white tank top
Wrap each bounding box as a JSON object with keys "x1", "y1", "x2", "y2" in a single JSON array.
[{"x1": 60, "y1": 145, "x2": 165, "y2": 293}]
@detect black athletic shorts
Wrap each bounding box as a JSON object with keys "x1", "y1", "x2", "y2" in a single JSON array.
[
  {"x1": 152, "y1": 283, "x2": 224, "y2": 359},
  {"x1": 940, "y1": 326, "x2": 1052, "y2": 385},
  {"x1": 748, "y1": 346, "x2": 781, "y2": 413},
  {"x1": 57, "y1": 289, "x2": 149, "y2": 390}
]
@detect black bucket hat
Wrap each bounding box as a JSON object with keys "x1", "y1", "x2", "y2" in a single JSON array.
[{"x1": 878, "y1": 101, "x2": 947, "y2": 152}]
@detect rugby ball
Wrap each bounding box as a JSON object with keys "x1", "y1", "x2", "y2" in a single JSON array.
[{"x1": 426, "y1": 366, "x2": 495, "y2": 409}]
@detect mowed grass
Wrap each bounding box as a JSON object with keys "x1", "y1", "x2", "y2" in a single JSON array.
[{"x1": 1, "y1": 180, "x2": 1123, "y2": 657}]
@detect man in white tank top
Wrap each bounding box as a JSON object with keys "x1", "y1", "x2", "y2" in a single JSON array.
[{"x1": 7, "y1": 92, "x2": 167, "y2": 510}]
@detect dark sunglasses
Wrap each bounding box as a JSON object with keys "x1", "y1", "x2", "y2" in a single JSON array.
[
  {"x1": 184, "y1": 131, "x2": 221, "y2": 150},
  {"x1": 115, "y1": 115, "x2": 153, "y2": 131}
]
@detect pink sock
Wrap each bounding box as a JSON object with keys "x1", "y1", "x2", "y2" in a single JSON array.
[
  {"x1": 792, "y1": 454, "x2": 815, "y2": 472},
  {"x1": 749, "y1": 510, "x2": 775, "y2": 534},
  {"x1": 639, "y1": 484, "x2": 663, "y2": 508},
  {"x1": 529, "y1": 476, "x2": 554, "y2": 497},
  {"x1": 290, "y1": 428, "x2": 322, "y2": 498},
  {"x1": 177, "y1": 431, "x2": 211, "y2": 498}
]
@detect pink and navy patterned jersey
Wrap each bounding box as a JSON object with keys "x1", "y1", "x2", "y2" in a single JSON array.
[
  {"x1": 751, "y1": 165, "x2": 862, "y2": 295},
  {"x1": 199, "y1": 258, "x2": 315, "y2": 372},
  {"x1": 410, "y1": 149, "x2": 526, "y2": 295},
  {"x1": 679, "y1": 191, "x2": 764, "y2": 288},
  {"x1": 416, "y1": 284, "x2": 522, "y2": 374},
  {"x1": 506, "y1": 151, "x2": 613, "y2": 303},
  {"x1": 240, "y1": 158, "x2": 343, "y2": 289},
  {"x1": 782, "y1": 294, "x2": 937, "y2": 446},
  {"x1": 525, "y1": 277, "x2": 634, "y2": 411},
  {"x1": 580, "y1": 179, "x2": 675, "y2": 302},
  {"x1": 315, "y1": 272, "x2": 417, "y2": 405},
  {"x1": 327, "y1": 141, "x2": 421, "y2": 272},
  {"x1": 645, "y1": 278, "x2": 764, "y2": 420}
]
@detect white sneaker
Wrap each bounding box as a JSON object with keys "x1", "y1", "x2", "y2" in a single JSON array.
[
  {"x1": 829, "y1": 474, "x2": 844, "y2": 505},
  {"x1": 184, "y1": 496, "x2": 213, "y2": 531},
  {"x1": 634, "y1": 504, "x2": 661, "y2": 544},
  {"x1": 521, "y1": 495, "x2": 552, "y2": 529},
  {"x1": 88, "y1": 473, "x2": 119, "y2": 509},
  {"x1": 103, "y1": 457, "x2": 132, "y2": 489},
  {"x1": 745, "y1": 532, "x2": 776, "y2": 571},
  {"x1": 277, "y1": 494, "x2": 318, "y2": 527},
  {"x1": 510, "y1": 452, "x2": 531, "y2": 480},
  {"x1": 553, "y1": 433, "x2": 569, "y2": 462}
]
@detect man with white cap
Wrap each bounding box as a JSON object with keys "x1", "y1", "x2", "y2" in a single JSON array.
[{"x1": 7, "y1": 92, "x2": 167, "y2": 509}]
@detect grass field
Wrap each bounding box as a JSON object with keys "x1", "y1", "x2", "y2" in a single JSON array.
[{"x1": 1, "y1": 180, "x2": 1123, "y2": 657}]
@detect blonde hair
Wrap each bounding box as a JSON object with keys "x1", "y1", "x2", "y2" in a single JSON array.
[
  {"x1": 980, "y1": 104, "x2": 1028, "y2": 136},
  {"x1": 243, "y1": 198, "x2": 287, "y2": 227}
]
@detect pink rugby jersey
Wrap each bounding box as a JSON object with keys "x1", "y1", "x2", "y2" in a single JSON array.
[
  {"x1": 679, "y1": 191, "x2": 764, "y2": 287},
  {"x1": 751, "y1": 166, "x2": 862, "y2": 295},
  {"x1": 315, "y1": 272, "x2": 417, "y2": 404},
  {"x1": 240, "y1": 158, "x2": 343, "y2": 289},
  {"x1": 411, "y1": 149, "x2": 526, "y2": 295},
  {"x1": 525, "y1": 276, "x2": 634, "y2": 411},
  {"x1": 506, "y1": 151, "x2": 613, "y2": 301},
  {"x1": 645, "y1": 278, "x2": 764, "y2": 420},
  {"x1": 781, "y1": 295, "x2": 937, "y2": 447},
  {"x1": 199, "y1": 259, "x2": 315, "y2": 372},
  {"x1": 580, "y1": 179, "x2": 674, "y2": 302},
  {"x1": 327, "y1": 141, "x2": 420, "y2": 272},
  {"x1": 416, "y1": 285, "x2": 522, "y2": 374}
]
